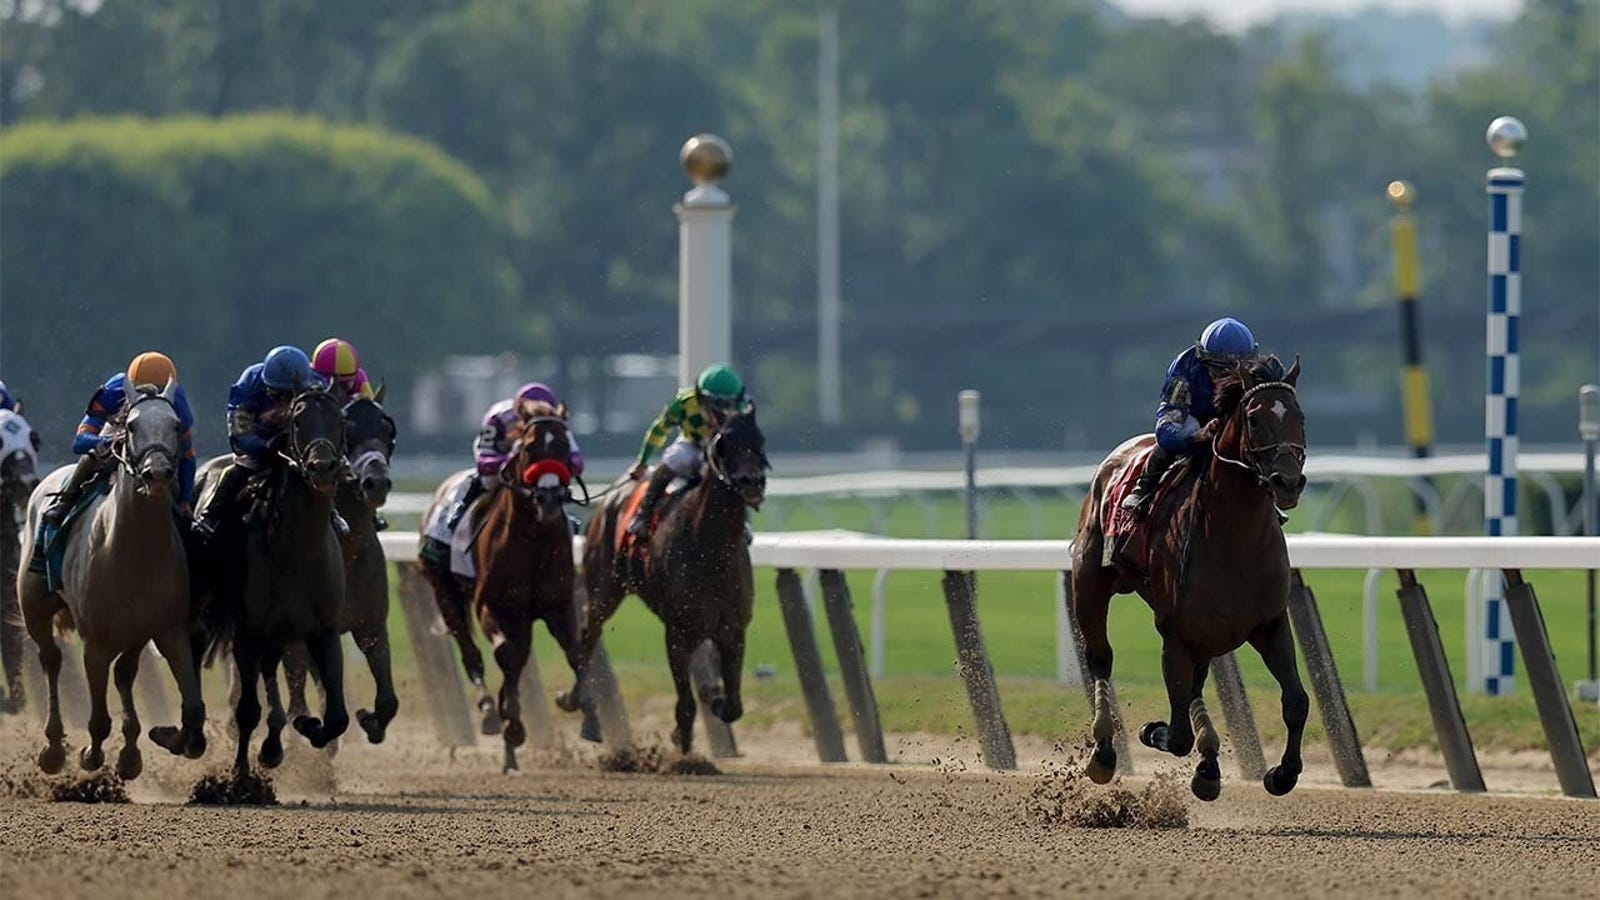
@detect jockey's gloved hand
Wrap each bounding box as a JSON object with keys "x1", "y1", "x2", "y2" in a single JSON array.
[{"x1": 1193, "y1": 419, "x2": 1222, "y2": 445}]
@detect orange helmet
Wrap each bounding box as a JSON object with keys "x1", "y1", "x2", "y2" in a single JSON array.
[{"x1": 126, "y1": 351, "x2": 177, "y2": 389}]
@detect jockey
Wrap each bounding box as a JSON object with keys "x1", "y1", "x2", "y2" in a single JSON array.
[
  {"x1": 442, "y1": 382, "x2": 583, "y2": 536},
  {"x1": 192, "y1": 345, "x2": 326, "y2": 542},
  {"x1": 625, "y1": 363, "x2": 749, "y2": 538},
  {"x1": 311, "y1": 337, "x2": 375, "y2": 404},
  {"x1": 1121, "y1": 317, "x2": 1259, "y2": 517},
  {"x1": 0, "y1": 379, "x2": 16, "y2": 412},
  {"x1": 38, "y1": 352, "x2": 197, "y2": 534}
]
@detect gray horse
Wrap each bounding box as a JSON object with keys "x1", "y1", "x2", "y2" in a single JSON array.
[
  {"x1": 1, "y1": 408, "x2": 41, "y2": 712},
  {"x1": 18, "y1": 383, "x2": 207, "y2": 778}
]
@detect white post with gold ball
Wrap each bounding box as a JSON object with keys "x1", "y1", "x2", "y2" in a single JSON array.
[
  {"x1": 1481, "y1": 114, "x2": 1526, "y2": 695},
  {"x1": 676, "y1": 134, "x2": 736, "y2": 387}
]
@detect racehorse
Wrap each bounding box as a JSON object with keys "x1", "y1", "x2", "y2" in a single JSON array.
[
  {"x1": 1071, "y1": 357, "x2": 1307, "y2": 801},
  {"x1": 0, "y1": 408, "x2": 40, "y2": 712},
  {"x1": 283, "y1": 393, "x2": 399, "y2": 744},
  {"x1": 17, "y1": 383, "x2": 207, "y2": 777},
  {"x1": 580, "y1": 407, "x2": 768, "y2": 754},
  {"x1": 419, "y1": 402, "x2": 598, "y2": 772},
  {"x1": 194, "y1": 388, "x2": 349, "y2": 775}
]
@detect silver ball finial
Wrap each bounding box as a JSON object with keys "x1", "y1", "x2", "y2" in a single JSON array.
[
  {"x1": 1486, "y1": 116, "x2": 1527, "y2": 160},
  {"x1": 680, "y1": 134, "x2": 732, "y2": 187}
]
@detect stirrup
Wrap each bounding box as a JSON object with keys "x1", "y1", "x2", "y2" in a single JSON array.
[{"x1": 626, "y1": 514, "x2": 646, "y2": 537}]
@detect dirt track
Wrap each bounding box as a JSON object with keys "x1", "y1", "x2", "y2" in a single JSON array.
[{"x1": 1, "y1": 715, "x2": 1596, "y2": 900}]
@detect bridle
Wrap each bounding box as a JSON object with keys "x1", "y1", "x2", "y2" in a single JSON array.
[
  {"x1": 500, "y1": 415, "x2": 586, "y2": 506},
  {"x1": 1210, "y1": 381, "x2": 1305, "y2": 491},
  {"x1": 112, "y1": 393, "x2": 179, "y2": 488},
  {"x1": 281, "y1": 392, "x2": 347, "y2": 481}
]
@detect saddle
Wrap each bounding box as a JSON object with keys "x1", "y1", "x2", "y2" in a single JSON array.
[
  {"x1": 31, "y1": 473, "x2": 110, "y2": 591},
  {"x1": 1101, "y1": 446, "x2": 1192, "y2": 574},
  {"x1": 613, "y1": 470, "x2": 693, "y2": 560}
]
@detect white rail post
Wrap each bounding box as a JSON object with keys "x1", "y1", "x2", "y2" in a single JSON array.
[
  {"x1": 1362, "y1": 567, "x2": 1382, "y2": 692},
  {"x1": 676, "y1": 134, "x2": 735, "y2": 386},
  {"x1": 1482, "y1": 115, "x2": 1526, "y2": 695}
]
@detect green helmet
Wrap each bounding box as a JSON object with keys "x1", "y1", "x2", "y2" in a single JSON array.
[{"x1": 696, "y1": 363, "x2": 745, "y2": 407}]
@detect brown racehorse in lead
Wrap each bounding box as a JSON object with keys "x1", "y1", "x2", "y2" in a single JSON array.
[{"x1": 1072, "y1": 356, "x2": 1308, "y2": 801}]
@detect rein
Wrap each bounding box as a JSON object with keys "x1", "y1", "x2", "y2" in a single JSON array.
[
  {"x1": 1209, "y1": 381, "x2": 1304, "y2": 491},
  {"x1": 279, "y1": 394, "x2": 346, "y2": 480}
]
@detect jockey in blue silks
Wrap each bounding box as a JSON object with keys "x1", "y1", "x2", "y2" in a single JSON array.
[
  {"x1": 1122, "y1": 317, "x2": 1259, "y2": 516},
  {"x1": 191, "y1": 345, "x2": 327, "y2": 542},
  {"x1": 0, "y1": 379, "x2": 16, "y2": 413}
]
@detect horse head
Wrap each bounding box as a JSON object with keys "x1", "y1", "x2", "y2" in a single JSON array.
[
  {"x1": 286, "y1": 388, "x2": 348, "y2": 495},
  {"x1": 508, "y1": 401, "x2": 573, "y2": 524},
  {"x1": 0, "y1": 409, "x2": 40, "y2": 506},
  {"x1": 122, "y1": 379, "x2": 183, "y2": 498},
  {"x1": 1214, "y1": 356, "x2": 1306, "y2": 510},
  {"x1": 708, "y1": 403, "x2": 769, "y2": 509},
  {"x1": 343, "y1": 395, "x2": 396, "y2": 508}
]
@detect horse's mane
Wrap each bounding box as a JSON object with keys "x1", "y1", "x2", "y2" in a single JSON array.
[{"x1": 1212, "y1": 354, "x2": 1287, "y2": 418}]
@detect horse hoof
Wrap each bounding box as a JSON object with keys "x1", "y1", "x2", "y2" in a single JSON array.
[
  {"x1": 671, "y1": 728, "x2": 692, "y2": 756},
  {"x1": 117, "y1": 747, "x2": 143, "y2": 782},
  {"x1": 1139, "y1": 721, "x2": 1169, "y2": 750},
  {"x1": 148, "y1": 725, "x2": 182, "y2": 755},
  {"x1": 711, "y1": 696, "x2": 743, "y2": 724},
  {"x1": 292, "y1": 715, "x2": 321, "y2": 741},
  {"x1": 503, "y1": 719, "x2": 526, "y2": 749},
  {"x1": 259, "y1": 738, "x2": 284, "y2": 770},
  {"x1": 553, "y1": 691, "x2": 579, "y2": 713},
  {"x1": 480, "y1": 709, "x2": 502, "y2": 736},
  {"x1": 579, "y1": 713, "x2": 603, "y2": 744},
  {"x1": 1263, "y1": 765, "x2": 1300, "y2": 797},
  {"x1": 1085, "y1": 747, "x2": 1117, "y2": 785},
  {"x1": 184, "y1": 731, "x2": 207, "y2": 760},
  {"x1": 79, "y1": 745, "x2": 105, "y2": 772},
  {"x1": 357, "y1": 710, "x2": 386, "y2": 744},
  {"x1": 38, "y1": 744, "x2": 66, "y2": 775},
  {"x1": 1191, "y1": 758, "x2": 1222, "y2": 802}
]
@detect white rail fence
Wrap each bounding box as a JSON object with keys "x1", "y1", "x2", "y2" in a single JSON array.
[
  {"x1": 385, "y1": 452, "x2": 1592, "y2": 537},
  {"x1": 376, "y1": 531, "x2": 1598, "y2": 798}
]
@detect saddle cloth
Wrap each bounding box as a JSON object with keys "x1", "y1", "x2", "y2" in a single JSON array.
[
  {"x1": 422, "y1": 472, "x2": 483, "y2": 580},
  {"x1": 34, "y1": 476, "x2": 109, "y2": 591},
  {"x1": 612, "y1": 470, "x2": 692, "y2": 559},
  {"x1": 1099, "y1": 445, "x2": 1188, "y2": 571}
]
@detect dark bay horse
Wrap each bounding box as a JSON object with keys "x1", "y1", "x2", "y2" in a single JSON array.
[
  {"x1": 0, "y1": 408, "x2": 40, "y2": 712},
  {"x1": 1072, "y1": 357, "x2": 1307, "y2": 801},
  {"x1": 420, "y1": 402, "x2": 597, "y2": 772},
  {"x1": 194, "y1": 389, "x2": 349, "y2": 775},
  {"x1": 284, "y1": 393, "x2": 398, "y2": 744},
  {"x1": 581, "y1": 408, "x2": 768, "y2": 754}
]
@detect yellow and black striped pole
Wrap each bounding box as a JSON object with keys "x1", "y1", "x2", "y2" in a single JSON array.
[{"x1": 1388, "y1": 180, "x2": 1435, "y2": 534}]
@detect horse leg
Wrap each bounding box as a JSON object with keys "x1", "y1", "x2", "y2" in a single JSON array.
[
  {"x1": 435, "y1": 576, "x2": 489, "y2": 702},
  {"x1": 492, "y1": 618, "x2": 531, "y2": 774},
  {"x1": 293, "y1": 629, "x2": 350, "y2": 749},
  {"x1": 710, "y1": 630, "x2": 745, "y2": 725},
  {"x1": 283, "y1": 641, "x2": 312, "y2": 719},
  {"x1": 21, "y1": 579, "x2": 66, "y2": 774},
  {"x1": 149, "y1": 624, "x2": 207, "y2": 760},
  {"x1": 1071, "y1": 560, "x2": 1119, "y2": 784},
  {"x1": 353, "y1": 625, "x2": 399, "y2": 744},
  {"x1": 79, "y1": 642, "x2": 114, "y2": 772},
  {"x1": 666, "y1": 631, "x2": 697, "y2": 755},
  {"x1": 112, "y1": 649, "x2": 144, "y2": 780},
  {"x1": 1140, "y1": 636, "x2": 1197, "y2": 759},
  {"x1": 1249, "y1": 613, "x2": 1308, "y2": 796},
  {"x1": 231, "y1": 639, "x2": 263, "y2": 776},
  {"x1": 547, "y1": 590, "x2": 602, "y2": 744},
  {"x1": 1188, "y1": 658, "x2": 1222, "y2": 802},
  {"x1": 257, "y1": 645, "x2": 288, "y2": 769}
]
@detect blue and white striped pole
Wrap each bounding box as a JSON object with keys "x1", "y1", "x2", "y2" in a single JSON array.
[{"x1": 1483, "y1": 115, "x2": 1527, "y2": 695}]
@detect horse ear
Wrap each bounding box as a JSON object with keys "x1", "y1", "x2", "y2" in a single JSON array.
[
  {"x1": 162, "y1": 376, "x2": 177, "y2": 402},
  {"x1": 557, "y1": 402, "x2": 569, "y2": 419},
  {"x1": 1286, "y1": 356, "x2": 1301, "y2": 387},
  {"x1": 373, "y1": 380, "x2": 387, "y2": 404}
]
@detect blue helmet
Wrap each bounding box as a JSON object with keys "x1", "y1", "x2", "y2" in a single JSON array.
[
  {"x1": 0, "y1": 379, "x2": 13, "y2": 412},
  {"x1": 1198, "y1": 317, "x2": 1257, "y2": 360},
  {"x1": 261, "y1": 346, "x2": 316, "y2": 391}
]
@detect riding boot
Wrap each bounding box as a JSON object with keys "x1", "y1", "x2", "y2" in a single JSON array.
[
  {"x1": 39, "y1": 453, "x2": 104, "y2": 530},
  {"x1": 192, "y1": 463, "x2": 251, "y2": 543},
  {"x1": 627, "y1": 466, "x2": 676, "y2": 536},
  {"x1": 1121, "y1": 444, "x2": 1178, "y2": 517},
  {"x1": 445, "y1": 477, "x2": 486, "y2": 533},
  {"x1": 567, "y1": 513, "x2": 583, "y2": 536}
]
